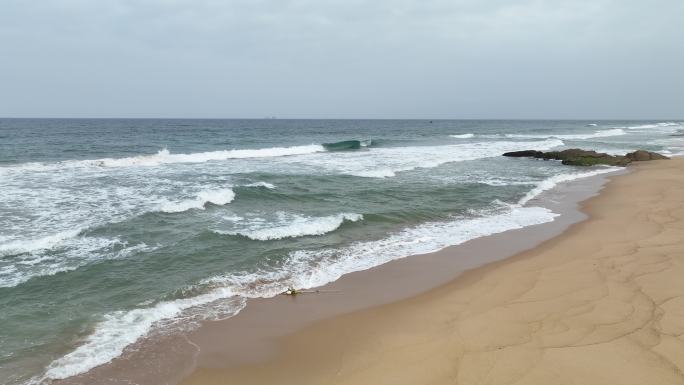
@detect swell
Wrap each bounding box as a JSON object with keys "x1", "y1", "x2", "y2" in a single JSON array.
[{"x1": 322, "y1": 139, "x2": 372, "y2": 151}]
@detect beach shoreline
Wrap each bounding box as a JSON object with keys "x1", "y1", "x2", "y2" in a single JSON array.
[
  {"x1": 176, "y1": 158, "x2": 684, "y2": 385},
  {"x1": 54, "y1": 163, "x2": 634, "y2": 385}
]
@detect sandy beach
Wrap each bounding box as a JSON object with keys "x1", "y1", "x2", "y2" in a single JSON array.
[{"x1": 179, "y1": 158, "x2": 684, "y2": 385}]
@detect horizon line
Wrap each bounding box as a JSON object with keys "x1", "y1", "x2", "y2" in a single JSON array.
[{"x1": 1, "y1": 117, "x2": 682, "y2": 121}]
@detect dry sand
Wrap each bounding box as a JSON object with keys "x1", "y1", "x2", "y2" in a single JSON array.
[{"x1": 182, "y1": 158, "x2": 684, "y2": 385}]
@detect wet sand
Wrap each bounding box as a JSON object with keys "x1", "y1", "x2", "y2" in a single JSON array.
[{"x1": 180, "y1": 158, "x2": 684, "y2": 385}]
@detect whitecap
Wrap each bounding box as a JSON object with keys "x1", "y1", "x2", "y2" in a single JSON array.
[
  {"x1": 243, "y1": 182, "x2": 276, "y2": 189},
  {"x1": 158, "y1": 188, "x2": 235, "y2": 213},
  {"x1": 0, "y1": 229, "x2": 82, "y2": 256},
  {"x1": 505, "y1": 128, "x2": 626, "y2": 140},
  {"x1": 214, "y1": 213, "x2": 363, "y2": 241},
  {"x1": 41, "y1": 288, "x2": 246, "y2": 381},
  {"x1": 317, "y1": 138, "x2": 564, "y2": 178},
  {"x1": 625, "y1": 122, "x2": 681, "y2": 130},
  {"x1": 0, "y1": 240, "x2": 156, "y2": 288},
  {"x1": 518, "y1": 168, "x2": 620, "y2": 206},
  {"x1": 0, "y1": 144, "x2": 327, "y2": 173}
]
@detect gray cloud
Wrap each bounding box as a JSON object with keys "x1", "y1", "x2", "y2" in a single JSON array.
[{"x1": 0, "y1": 0, "x2": 682, "y2": 118}]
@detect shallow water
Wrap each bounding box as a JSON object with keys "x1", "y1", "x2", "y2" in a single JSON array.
[{"x1": 0, "y1": 118, "x2": 682, "y2": 384}]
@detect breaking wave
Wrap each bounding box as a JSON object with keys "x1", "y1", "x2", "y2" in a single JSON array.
[
  {"x1": 0, "y1": 145, "x2": 327, "y2": 173},
  {"x1": 322, "y1": 139, "x2": 372, "y2": 151},
  {"x1": 505, "y1": 128, "x2": 626, "y2": 140},
  {"x1": 158, "y1": 188, "x2": 236, "y2": 213},
  {"x1": 214, "y1": 213, "x2": 363, "y2": 240},
  {"x1": 518, "y1": 168, "x2": 620, "y2": 205}
]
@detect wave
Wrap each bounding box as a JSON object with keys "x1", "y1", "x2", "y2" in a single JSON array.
[
  {"x1": 449, "y1": 133, "x2": 475, "y2": 139},
  {"x1": 0, "y1": 229, "x2": 82, "y2": 257},
  {"x1": 214, "y1": 213, "x2": 363, "y2": 241},
  {"x1": 334, "y1": 138, "x2": 564, "y2": 178},
  {"x1": 625, "y1": 122, "x2": 681, "y2": 130},
  {"x1": 92, "y1": 145, "x2": 327, "y2": 167},
  {"x1": 518, "y1": 168, "x2": 620, "y2": 206},
  {"x1": 0, "y1": 239, "x2": 155, "y2": 288},
  {"x1": 30, "y1": 161, "x2": 621, "y2": 380},
  {"x1": 2, "y1": 139, "x2": 564, "y2": 182},
  {"x1": 41, "y1": 288, "x2": 247, "y2": 381},
  {"x1": 322, "y1": 139, "x2": 372, "y2": 151},
  {"x1": 158, "y1": 188, "x2": 235, "y2": 213},
  {"x1": 504, "y1": 128, "x2": 626, "y2": 140},
  {"x1": 0, "y1": 145, "x2": 327, "y2": 173},
  {"x1": 40, "y1": 204, "x2": 557, "y2": 381},
  {"x1": 243, "y1": 182, "x2": 276, "y2": 189}
]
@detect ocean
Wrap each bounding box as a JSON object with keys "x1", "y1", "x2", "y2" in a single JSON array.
[{"x1": 1, "y1": 119, "x2": 683, "y2": 384}]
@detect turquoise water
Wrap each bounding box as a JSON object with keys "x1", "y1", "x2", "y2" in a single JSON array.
[{"x1": 0, "y1": 119, "x2": 682, "y2": 384}]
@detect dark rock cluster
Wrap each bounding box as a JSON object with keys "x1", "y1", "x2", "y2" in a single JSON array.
[{"x1": 502, "y1": 148, "x2": 668, "y2": 167}]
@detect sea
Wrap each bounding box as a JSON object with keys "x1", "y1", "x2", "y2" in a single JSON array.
[{"x1": 1, "y1": 119, "x2": 683, "y2": 384}]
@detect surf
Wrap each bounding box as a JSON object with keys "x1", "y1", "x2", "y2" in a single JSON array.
[
  {"x1": 157, "y1": 188, "x2": 236, "y2": 213},
  {"x1": 214, "y1": 212, "x2": 363, "y2": 241},
  {"x1": 322, "y1": 139, "x2": 372, "y2": 151}
]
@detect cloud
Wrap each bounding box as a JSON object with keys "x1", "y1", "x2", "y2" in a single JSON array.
[{"x1": 0, "y1": 0, "x2": 682, "y2": 118}]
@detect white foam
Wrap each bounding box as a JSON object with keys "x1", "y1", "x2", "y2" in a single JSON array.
[
  {"x1": 0, "y1": 240, "x2": 155, "y2": 288},
  {"x1": 625, "y1": 122, "x2": 681, "y2": 130},
  {"x1": 479, "y1": 178, "x2": 537, "y2": 187},
  {"x1": 94, "y1": 145, "x2": 326, "y2": 168},
  {"x1": 0, "y1": 145, "x2": 327, "y2": 173},
  {"x1": 283, "y1": 206, "x2": 558, "y2": 291},
  {"x1": 352, "y1": 168, "x2": 398, "y2": 178},
  {"x1": 158, "y1": 188, "x2": 235, "y2": 213},
  {"x1": 505, "y1": 128, "x2": 626, "y2": 140},
  {"x1": 450, "y1": 133, "x2": 475, "y2": 139},
  {"x1": 216, "y1": 213, "x2": 363, "y2": 241},
  {"x1": 42, "y1": 288, "x2": 246, "y2": 381},
  {"x1": 310, "y1": 138, "x2": 564, "y2": 178},
  {"x1": 207, "y1": 205, "x2": 560, "y2": 299},
  {"x1": 0, "y1": 229, "x2": 82, "y2": 256},
  {"x1": 518, "y1": 168, "x2": 620, "y2": 206},
  {"x1": 243, "y1": 182, "x2": 276, "y2": 189}
]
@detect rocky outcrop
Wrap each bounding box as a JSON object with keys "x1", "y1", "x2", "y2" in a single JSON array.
[
  {"x1": 625, "y1": 150, "x2": 669, "y2": 162},
  {"x1": 502, "y1": 148, "x2": 668, "y2": 167}
]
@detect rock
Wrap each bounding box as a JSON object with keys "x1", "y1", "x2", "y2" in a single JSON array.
[
  {"x1": 502, "y1": 148, "x2": 668, "y2": 167},
  {"x1": 501, "y1": 150, "x2": 545, "y2": 158},
  {"x1": 625, "y1": 150, "x2": 669, "y2": 161}
]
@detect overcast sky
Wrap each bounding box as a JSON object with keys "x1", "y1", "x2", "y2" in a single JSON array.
[{"x1": 0, "y1": 0, "x2": 682, "y2": 119}]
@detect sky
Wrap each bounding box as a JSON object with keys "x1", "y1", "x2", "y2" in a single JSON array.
[{"x1": 0, "y1": 0, "x2": 682, "y2": 119}]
